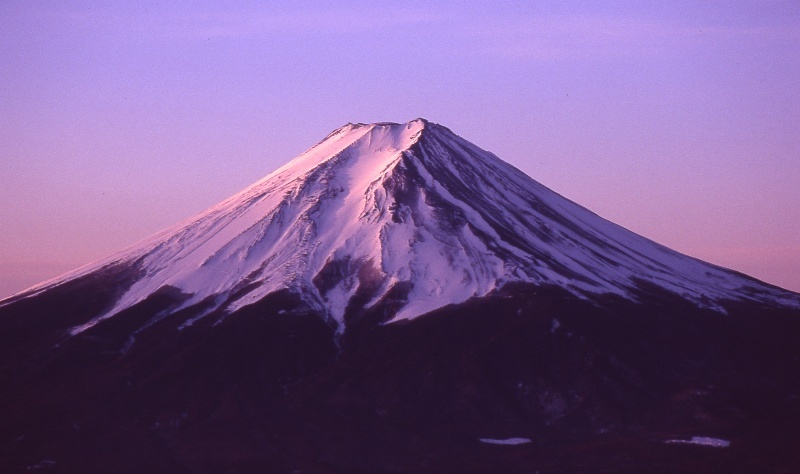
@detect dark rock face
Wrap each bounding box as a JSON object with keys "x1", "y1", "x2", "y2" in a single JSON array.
[{"x1": 2, "y1": 283, "x2": 800, "y2": 473}]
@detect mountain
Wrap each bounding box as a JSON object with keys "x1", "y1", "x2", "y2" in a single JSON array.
[
  {"x1": 9, "y1": 119, "x2": 797, "y2": 338},
  {"x1": 1, "y1": 119, "x2": 799, "y2": 473}
]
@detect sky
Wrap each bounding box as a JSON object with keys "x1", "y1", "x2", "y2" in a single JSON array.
[{"x1": 1, "y1": 1, "x2": 799, "y2": 298}]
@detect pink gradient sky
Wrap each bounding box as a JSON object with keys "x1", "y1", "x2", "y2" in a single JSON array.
[{"x1": 1, "y1": 1, "x2": 799, "y2": 298}]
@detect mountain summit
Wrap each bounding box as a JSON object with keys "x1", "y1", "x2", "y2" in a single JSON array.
[
  {"x1": 9, "y1": 119, "x2": 797, "y2": 339},
  {"x1": 2, "y1": 120, "x2": 800, "y2": 473}
]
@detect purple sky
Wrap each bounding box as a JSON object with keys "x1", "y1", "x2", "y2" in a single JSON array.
[{"x1": 2, "y1": 1, "x2": 799, "y2": 298}]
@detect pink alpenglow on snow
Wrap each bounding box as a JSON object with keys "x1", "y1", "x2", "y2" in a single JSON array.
[{"x1": 10, "y1": 120, "x2": 798, "y2": 339}]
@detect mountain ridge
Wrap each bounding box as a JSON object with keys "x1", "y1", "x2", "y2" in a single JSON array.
[
  {"x1": 3, "y1": 119, "x2": 800, "y2": 473},
  {"x1": 2, "y1": 119, "x2": 798, "y2": 341}
]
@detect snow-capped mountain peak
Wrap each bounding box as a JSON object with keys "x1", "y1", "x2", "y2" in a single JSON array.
[{"x1": 9, "y1": 119, "x2": 799, "y2": 336}]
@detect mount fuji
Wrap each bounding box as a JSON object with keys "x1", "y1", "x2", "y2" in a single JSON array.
[
  {"x1": 9, "y1": 119, "x2": 797, "y2": 337},
  {"x1": 2, "y1": 119, "x2": 799, "y2": 472}
]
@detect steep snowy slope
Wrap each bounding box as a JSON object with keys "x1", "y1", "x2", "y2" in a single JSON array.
[{"x1": 5, "y1": 119, "x2": 798, "y2": 336}]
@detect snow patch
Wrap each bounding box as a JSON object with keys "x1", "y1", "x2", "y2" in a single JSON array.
[
  {"x1": 666, "y1": 436, "x2": 730, "y2": 448},
  {"x1": 550, "y1": 318, "x2": 561, "y2": 333},
  {"x1": 479, "y1": 437, "x2": 532, "y2": 445}
]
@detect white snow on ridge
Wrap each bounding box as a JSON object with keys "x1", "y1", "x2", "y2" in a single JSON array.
[{"x1": 5, "y1": 118, "x2": 798, "y2": 337}]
